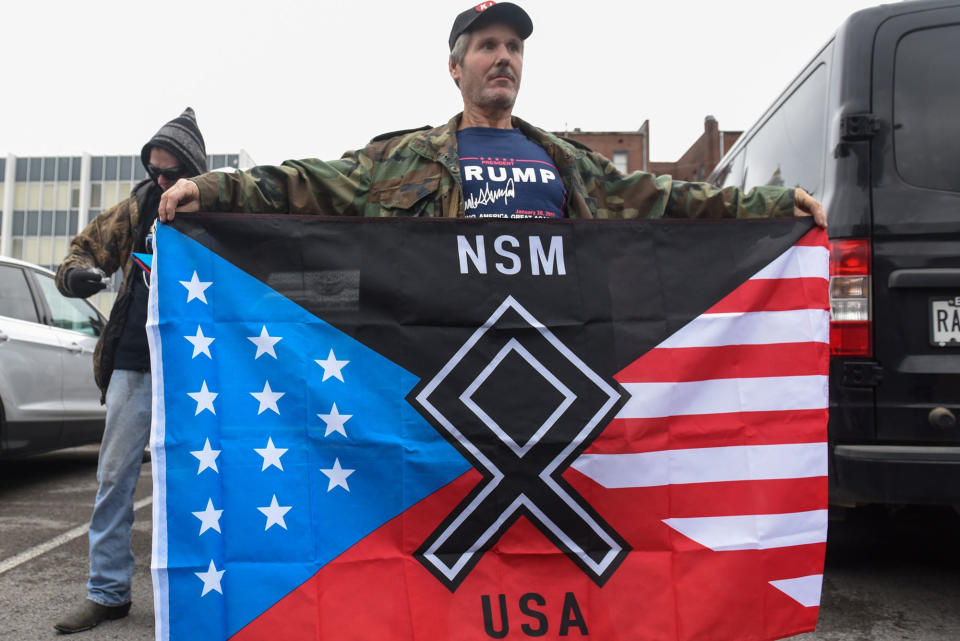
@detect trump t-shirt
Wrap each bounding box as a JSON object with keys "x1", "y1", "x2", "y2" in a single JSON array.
[{"x1": 457, "y1": 127, "x2": 567, "y2": 219}]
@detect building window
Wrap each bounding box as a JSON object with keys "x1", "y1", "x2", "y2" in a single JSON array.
[
  {"x1": 55, "y1": 211, "x2": 68, "y2": 235},
  {"x1": 120, "y1": 156, "x2": 133, "y2": 180},
  {"x1": 105, "y1": 157, "x2": 118, "y2": 181},
  {"x1": 90, "y1": 157, "x2": 103, "y2": 181},
  {"x1": 40, "y1": 211, "x2": 53, "y2": 235},
  {"x1": 612, "y1": 151, "x2": 629, "y2": 174},
  {"x1": 89, "y1": 184, "x2": 101, "y2": 208},
  {"x1": 29, "y1": 158, "x2": 42, "y2": 182}
]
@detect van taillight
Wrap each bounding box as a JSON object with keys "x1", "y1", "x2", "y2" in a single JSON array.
[{"x1": 830, "y1": 239, "x2": 872, "y2": 357}]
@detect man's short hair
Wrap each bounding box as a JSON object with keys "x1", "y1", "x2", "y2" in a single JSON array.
[{"x1": 450, "y1": 32, "x2": 471, "y2": 68}]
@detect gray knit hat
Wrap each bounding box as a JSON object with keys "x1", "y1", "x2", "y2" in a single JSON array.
[{"x1": 141, "y1": 107, "x2": 207, "y2": 179}]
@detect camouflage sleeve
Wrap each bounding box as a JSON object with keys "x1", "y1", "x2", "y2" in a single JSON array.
[
  {"x1": 193, "y1": 149, "x2": 372, "y2": 216},
  {"x1": 665, "y1": 181, "x2": 796, "y2": 220},
  {"x1": 576, "y1": 149, "x2": 795, "y2": 220},
  {"x1": 55, "y1": 197, "x2": 135, "y2": 296}
]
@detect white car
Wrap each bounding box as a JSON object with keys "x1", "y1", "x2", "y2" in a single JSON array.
[{"x1": 0, "y1": 256, "x2": 106, "y2": 457}]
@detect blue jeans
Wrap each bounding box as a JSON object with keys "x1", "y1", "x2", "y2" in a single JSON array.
[{"x1": 87, "y1": 369, "x2": 152, "y2": 606}]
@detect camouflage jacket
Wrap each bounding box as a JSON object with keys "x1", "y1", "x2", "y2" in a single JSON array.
[
  {"x1": 56, "y1": 180, "x2": 157, "y2": 399},
  {"x1": 193, "y1": 114, "x2": 795, "y2": 220}
]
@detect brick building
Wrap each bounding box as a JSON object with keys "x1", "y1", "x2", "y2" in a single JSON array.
[{"x1": 557, "y1": 115, "x2": 741, "y2": 182}]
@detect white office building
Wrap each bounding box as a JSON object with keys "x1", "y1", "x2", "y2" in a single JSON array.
[{"x1": 0, "y1": 151, "x2": 252, "y2": 310}]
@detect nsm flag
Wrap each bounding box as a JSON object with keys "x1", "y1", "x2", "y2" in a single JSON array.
[{"x1": 148, "y1": 215, "x2": 829, "y2": 641}]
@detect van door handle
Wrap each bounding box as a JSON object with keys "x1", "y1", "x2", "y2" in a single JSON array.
[
  {"x1": 0, "y1": 330, "x2": 8, "y2": 341},
  {"x1": 66, "y1": 342, "x2": 84, "y2": 353},
  {"x1": 888, "y1": 268, "x2": 960, "y2": 288}
]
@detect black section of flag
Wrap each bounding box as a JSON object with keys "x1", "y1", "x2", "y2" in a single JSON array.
[{"x1": 173, "y1": 215, "x2": 812, "y2": 380}]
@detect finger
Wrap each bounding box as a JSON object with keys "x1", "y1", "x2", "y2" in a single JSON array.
[
  {"x1": 794, "y1": 188, "x2": 828, "y2": 229},
  {"x1": 158, "y1": 192, "x2": 173, "y2": 222},
  {"x1": 159, "y1": 180, "x2": 188, "y2": 222},
  {"x1": 814, "y1": 206, "x2": 828, "y2": 229},
  {"x1": 803, "y1": 194, "x2": 827, "y2": 229}
]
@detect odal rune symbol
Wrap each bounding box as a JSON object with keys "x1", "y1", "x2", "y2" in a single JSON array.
[{"x1": 411, "y1": 295, "x2": 629, "y2": 591}]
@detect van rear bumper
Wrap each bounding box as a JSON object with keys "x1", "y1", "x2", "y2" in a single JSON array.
[{"x1": 832, "y1": 445, "x2": 960, "y2": 504}]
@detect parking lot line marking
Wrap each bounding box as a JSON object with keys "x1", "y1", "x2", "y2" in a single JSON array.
[{"x1": 0, "y1": 496, "x2": 153, "y2": 576}]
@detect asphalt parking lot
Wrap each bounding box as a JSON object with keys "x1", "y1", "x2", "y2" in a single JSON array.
[
  {"x1": 1, "y1": 445, "x2": 958, "y2": 640},
  {"x1": 0, "y1": 446, "x2": 154, "y2": 640}
]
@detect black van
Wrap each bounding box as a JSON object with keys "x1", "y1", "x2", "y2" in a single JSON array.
[{"x1": 708, "y1": 0, "x2": 960, "y2": 506}]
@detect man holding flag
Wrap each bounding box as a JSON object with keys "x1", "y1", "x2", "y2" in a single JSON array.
[{"x1": 149, "y1": 4, "x2": 830, "y2": 641}]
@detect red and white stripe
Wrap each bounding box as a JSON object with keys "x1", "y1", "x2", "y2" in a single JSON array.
[{"x1": 573, "y1": 228, "x2": 830, "y2": 609}]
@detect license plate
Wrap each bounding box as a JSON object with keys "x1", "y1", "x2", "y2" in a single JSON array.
[{"x1": 931, "y1": 297, "x2": 960, "y2": 346}]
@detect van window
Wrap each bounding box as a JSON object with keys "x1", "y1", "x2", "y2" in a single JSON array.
[
  {"x1": 713, "y1": 150, "x2": 745, "y2": 190},
  {"x1": 741, "y1": 64, "x2": 828, "y2": 195},
  {"x1": 33, "y1": 272, "x2": 102, "y2": 336},
  {"x1": 0, "y1": 265, "x2": 39, "y2": 323},
  {"x1": 894, "y1": 24, "x2": 960, "y2": 192}
]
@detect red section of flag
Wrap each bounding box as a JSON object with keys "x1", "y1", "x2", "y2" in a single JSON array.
[
  {"x1": 588, "y1": 409, "x2": 829, "y2": 454},
  {"x1": 617, "y1": 342, "x2": 828, "y2": 383}
]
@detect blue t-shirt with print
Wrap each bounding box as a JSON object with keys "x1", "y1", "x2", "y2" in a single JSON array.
[{"x1": 457, "y1": 127, "x2": 566, "y2": 219}]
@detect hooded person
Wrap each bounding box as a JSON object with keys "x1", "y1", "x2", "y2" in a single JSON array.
[{"x1": 53, "y1": 108, "x2": 207, "y2": 634}]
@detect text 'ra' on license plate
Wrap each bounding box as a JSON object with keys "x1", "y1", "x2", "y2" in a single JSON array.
[{"x1": 931, "y1": 297, "x2": 960, "y2": 346}]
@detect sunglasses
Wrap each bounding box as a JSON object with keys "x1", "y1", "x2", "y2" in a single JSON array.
[{"x1": 147, "y1": 164, "x2": 186, "y2": 181}]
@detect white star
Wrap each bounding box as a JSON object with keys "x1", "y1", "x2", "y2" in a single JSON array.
[
  {"x1": 248, "y1": 325, "x2": 282, "y2": 359},
  {"x1": 187, "y1": 380, "x2": 218, "y2": 415},
  {"x1": 251, "y1": 380, "x2": 284, "y2": 415},
  {"x1": 190, "y1": 438, "x2": 221, "y2": 474},
  {"x1": 184, "y1": 325, "x2": 214, "y2": 359},
  {"x1": 254, "y1": 437, "x2": 287, "y2": 471},
  {"x1": 192, "y1": 498, "x2": 223, "y2": 535},
  {"x1": 180, "y1": 271, "x2": 212, "y2": 304},
  {"x1": 195, "y1": 560, "x2": 225, "y2": 597},
  {"x1": 320, "y1": 458, "x2": 355, "y2": 492},
  {"x1": 317, "y1": 403, "x2": 352, "y2": 438},
  {"x1": 315, "y1": 349, "x2": 349, "y2": 382},
  {"x1": 257, "y1": 494, "x2": 292, "y2": 531}
]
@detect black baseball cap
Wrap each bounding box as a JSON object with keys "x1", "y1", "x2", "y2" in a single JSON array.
[{"x1": 448, "y1": 2, "x2": 533, "y2": 50}]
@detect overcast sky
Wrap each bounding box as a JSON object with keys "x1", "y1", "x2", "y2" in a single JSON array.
[{"x1": 1, "y1": 0, "x2": 885, "y2": 167}]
